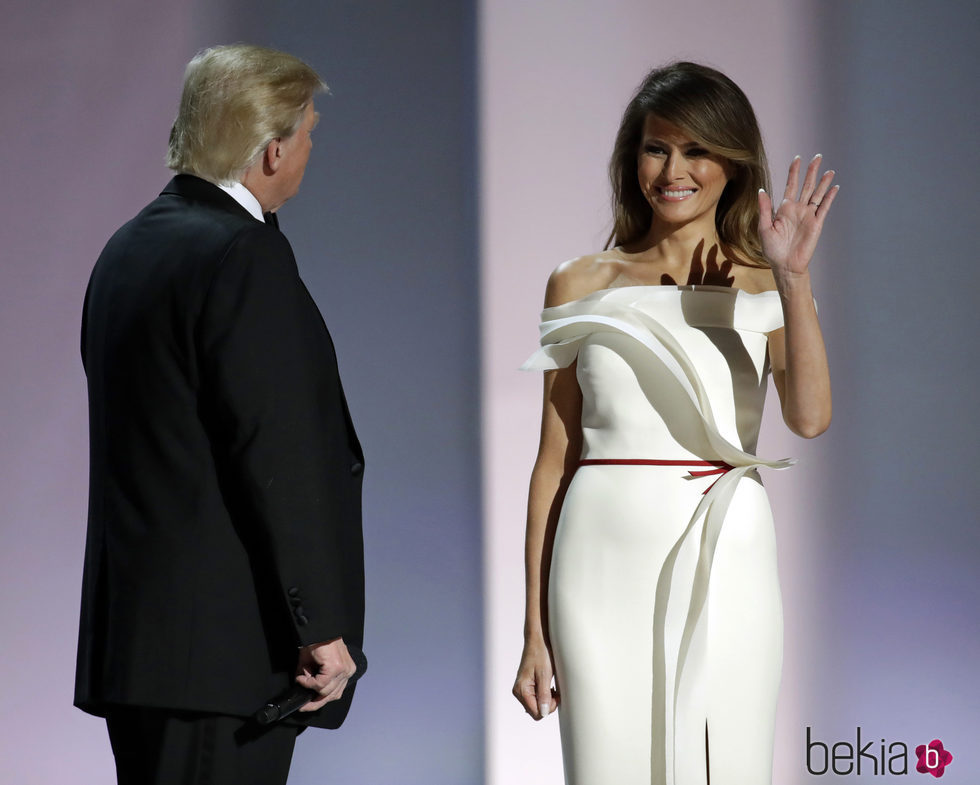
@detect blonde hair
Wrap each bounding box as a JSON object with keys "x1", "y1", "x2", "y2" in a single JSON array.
[
  {"x1": 166, "y1": 44, "x2": 326, "y2": 184},
  {"x1": 607, "y1": 62, "x2": 771, "y2": 266}
]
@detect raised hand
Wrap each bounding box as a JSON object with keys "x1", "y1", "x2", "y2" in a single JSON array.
[{"x1": 758, "y1": 154, "x2": 839, "y2": 278}]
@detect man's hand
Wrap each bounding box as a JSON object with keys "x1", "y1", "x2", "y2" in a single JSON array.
[{"x1": 295, "y1": 637, "x2": 356, "y2": 711}]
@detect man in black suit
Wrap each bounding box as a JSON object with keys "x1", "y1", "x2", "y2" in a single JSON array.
[{"x1": 74, "y1": 44, "x2": 365, "y2": 784}]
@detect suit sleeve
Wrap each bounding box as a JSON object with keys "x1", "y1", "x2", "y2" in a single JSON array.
[{"x1": 198, "y1": 224, "x2": 354, "y2": 647}]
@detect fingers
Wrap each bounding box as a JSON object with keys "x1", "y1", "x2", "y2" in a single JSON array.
[
  {"x1": 808, "y1": 167, "x2": 838, "y2": 223},
  {"x1": 296, "y1": 660, "x2": 354, "y2": 691},
  {"x1": 798, "y1": 154, "x2": 822, "y2": 203},
  {"x1": 786, "y1": 154, "x2": 836, "y2": 211},
  {"x1": 758, "y1": 187, "x2": 772, "y2": 216},
  {"x1": 536, "y1": 674, "x2": 553, "y2": 719},
  {"x1": 295, "y1": 668, "x2": 350, "y2": 709},
  {"x1": 512, "y1": 676, "x2": 538, "y2": 717},
  {"x1": 781, "y1": 155, "x2": 801, "y2": 203},
  {"x1": 295, "y1": 638, "x2": 357, "y2": 710},
  {"x1": 296, "y1": 672, "x2": 350, "y2": 707},
  {"x1": 514, "y1": 675, "x2": 544, "y2": 719},
  {"x1": 513, "y1": 666, "x2": 556, "y2": 720},
  {"x1": 300, "y1": 684, "x2": 344, "y2": 711},
  {"x1": 299, "y1": 690, "x2": 335, "y2": 712},
  {"x1": 809, "y1": 168, "x2": 835, "y2": 205},
  {"x1": 815, "y1": 183, "x2": 840, "y2": 220},
  {"x1": 758, "y1": 188, "x2": 774, "y2": 233}
]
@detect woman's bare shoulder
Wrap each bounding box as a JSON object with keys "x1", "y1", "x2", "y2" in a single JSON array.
[
  {"x1": 545, "y1": 252, "x2": 623, "y2": 307},
  {"x1": 733, "y1": 262, "x2": 778, "y2": 294}
]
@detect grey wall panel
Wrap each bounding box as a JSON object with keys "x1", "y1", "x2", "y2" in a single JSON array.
[{"x1": 810, "y1": 0, "x2": 979, "y2": 773}]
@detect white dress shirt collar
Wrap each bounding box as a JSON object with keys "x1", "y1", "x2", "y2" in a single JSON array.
[{"x1": 216, "y1": 181, "x2": 265, "y2": 222}]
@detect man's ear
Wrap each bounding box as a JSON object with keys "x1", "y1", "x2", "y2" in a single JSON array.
[{"x1": 263, "y1": 138, "x2": 283, "y2": 174}]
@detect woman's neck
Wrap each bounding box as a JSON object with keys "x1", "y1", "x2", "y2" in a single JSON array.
[{"x1": 625, "y1": 220, "x2": 722, "y2": 266}]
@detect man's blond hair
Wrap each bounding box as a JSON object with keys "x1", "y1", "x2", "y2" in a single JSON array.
[{"x1": 166, "y1": 44, "x2": 326, "y2": 184}]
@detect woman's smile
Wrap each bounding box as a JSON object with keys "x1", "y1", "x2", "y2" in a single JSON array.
[{"x1": 654, "y1": 187, "x2": 697, "y2": 201}]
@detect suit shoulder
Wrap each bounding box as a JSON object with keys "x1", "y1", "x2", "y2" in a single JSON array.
[
  {"x1": 201, "y1": 222, "x2": 308, "y2": 317},
  {"x1": 101, "y1": 192, "x2": 275, "y2": 258},
  {"x1": 216, "y1": 221, "x2": 297, "y2": 279}
]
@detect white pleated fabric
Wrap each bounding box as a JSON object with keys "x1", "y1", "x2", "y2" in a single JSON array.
[{"x1": 523, "y1": 286, "x2": 794, "y2": 785}]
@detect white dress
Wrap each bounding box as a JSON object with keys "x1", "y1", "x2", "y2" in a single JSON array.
[{"x1": 523, "y1": 285, "x2": 793, "y2": 785}]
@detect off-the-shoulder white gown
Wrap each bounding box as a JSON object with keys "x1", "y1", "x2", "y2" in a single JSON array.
[{"x1": 523, "y1": 285, "x2": 793, "y2": 785}]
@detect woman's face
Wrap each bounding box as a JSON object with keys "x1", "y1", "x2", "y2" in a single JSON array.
[{"x1": 637, "y1": 114, "x2": 734, "y2": 231}]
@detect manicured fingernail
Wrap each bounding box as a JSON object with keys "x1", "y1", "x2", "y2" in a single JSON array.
[
  {"x1": 794, "y1": 154, "x2": 801, "y2": 160},
  {"x1": 813, "y1": 153, "x2": 823, "y2": 159},
  {"x1": 540, "y1": 702, "x2": 551, "y2": 717},
  {"x1": 758, "y1": 188, "x2": 766, "y2": 194}
]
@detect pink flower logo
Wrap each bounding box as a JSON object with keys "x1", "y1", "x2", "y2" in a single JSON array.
[{"x1": 916, "y1": 739, "x2": 953, "y2": 778}]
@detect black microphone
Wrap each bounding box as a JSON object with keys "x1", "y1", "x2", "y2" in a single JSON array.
[{"x1": 254, "y1": 645, "x2": 368, "y2": 725}]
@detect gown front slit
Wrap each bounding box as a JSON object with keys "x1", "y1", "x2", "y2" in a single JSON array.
[{"x1": 522, "y1": 285, "x2": 792, "y2": 785}]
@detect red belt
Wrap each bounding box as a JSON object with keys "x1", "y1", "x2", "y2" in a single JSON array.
[{"x1": 577, "y1": 458, "x2": 735, "y2": 494}]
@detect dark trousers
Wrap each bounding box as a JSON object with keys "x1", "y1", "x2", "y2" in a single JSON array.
[{"x1": 106, "y1": 707, "x2": 299, "y2": 785}]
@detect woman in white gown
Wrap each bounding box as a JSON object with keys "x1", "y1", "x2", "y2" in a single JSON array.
[{"x1": 513, "y1": 62, "x2": 836, "y2": 785}]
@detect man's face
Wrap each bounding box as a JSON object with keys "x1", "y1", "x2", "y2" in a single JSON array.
[{"x1": 273, "y1": 101, "x2": 318, "y2": 208}]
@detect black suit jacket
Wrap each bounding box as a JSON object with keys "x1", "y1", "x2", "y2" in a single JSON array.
[{"x1": 74, "y1": 175, "x2": 365, "y2": 729}]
